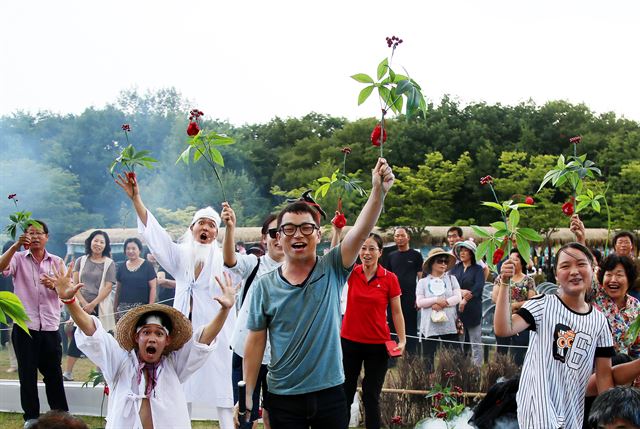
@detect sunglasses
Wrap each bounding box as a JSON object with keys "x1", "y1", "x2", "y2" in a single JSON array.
[
  {"x1": 268, "y1": 228, "x2": 278, "y2": 239},
  {"x1": 434, "y1": 257, "x2": 450, "y2": 264}
]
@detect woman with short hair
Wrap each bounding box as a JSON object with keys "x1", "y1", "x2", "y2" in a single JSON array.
[
  {"x1": 114, "y1": 237, "x2": 156, "y2": 321},
  {"x1": 450, "y1": 240, "x2": 485, "y2": 366},
  {"x1": 63, "y1": 230, "x2": 116, "y2": 381},
  {"x1": 491, "y1": 248, "x2": 536, "y2": 365}
]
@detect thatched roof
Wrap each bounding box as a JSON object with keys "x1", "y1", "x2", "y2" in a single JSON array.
[
  {"x1": 66, "y1": 225, "x2": 627, "y2": 254},
  {"x1": 66, "y1": 227, "x2": 266, "y2": 246}
]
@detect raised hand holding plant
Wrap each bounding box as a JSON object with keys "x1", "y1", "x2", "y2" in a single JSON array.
[
  {"x1": 109, "y1": 124, "x2": 158, "y2": 181},
  {"x1": 5, "y1": 193, "x2": 41, "y2": 242},
  {"x1": 177, "y1": 109, "x2": 235, "y2": 202},
  {"x1": 538, "y1": 135, "x2": 612, "y2": 249},
  {"x1": 472, "y1": 176, "x2": 543, "y2": 272},
  {"x1": 352, "y1": 35, "x2": 427, "y2": 157}
]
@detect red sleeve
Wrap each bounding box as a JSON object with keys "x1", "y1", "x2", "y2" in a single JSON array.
[{"x1": 388, "y1": 272, "x2": 401, "y2": 299}]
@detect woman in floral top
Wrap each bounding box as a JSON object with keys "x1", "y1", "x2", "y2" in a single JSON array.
[
  {"x1": 570, "y1": 214, "x2": 640, "y2": 358},
  {"x1": 593, "y1": 254, "x2": 640, "y2": 357},
  {"x1": 491, "y1": 249, "x2": 536, "y2": 365}
]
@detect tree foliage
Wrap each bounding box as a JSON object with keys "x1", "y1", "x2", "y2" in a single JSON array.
[{"x1": 1, "y1": 90, "x2": 639, "y2": 256}]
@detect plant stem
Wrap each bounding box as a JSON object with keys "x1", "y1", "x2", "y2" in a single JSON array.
[
  {"x1": 342, "y1": 153, "x2": 347, "y2": 176},
  {"x1": 489, "y1": 183, "x2": 512, "y2": 324},
  {"x1": 124, "y1": 130, "x2": 130, "y2": 146},
  {"x1": 604, "y1": 195, "x2": 611, "y2": 253},
  {"x1": 380, "y1": 110, "x2": 385, "y2": 158},
  {"x1": 572, "y1": 142, "x2": 577, "y2": 213},
  {"x1": 194, "y1": 145, "x2": 227, "y2": 202}
]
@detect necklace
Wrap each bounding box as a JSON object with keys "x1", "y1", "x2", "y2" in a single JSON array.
[{"x1": 126, "y1": 259, "x2": 144, "y2": 272}]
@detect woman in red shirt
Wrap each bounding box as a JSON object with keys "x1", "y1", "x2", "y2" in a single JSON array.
[{"x1": 341, "y1": 233, "x2": 406, "y2": 429}]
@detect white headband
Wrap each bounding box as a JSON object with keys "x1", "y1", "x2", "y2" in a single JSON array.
[
  {"x1": 136, "y1": 315, "x2": 170, "y2": 335},
  {"x1": 190, "y1": 206, "x2": 221, "y2": 228}
]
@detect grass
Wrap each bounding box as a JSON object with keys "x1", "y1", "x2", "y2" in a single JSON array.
[
  {"x1": 0, "y1": 413, "x2": 225, "y2": 428},
  {"x1": 0, "y1": 347, "x2": 230, "y2": 428}
]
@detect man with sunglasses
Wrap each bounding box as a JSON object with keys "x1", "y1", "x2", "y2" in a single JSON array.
[
  {"x1": 222, "y1": 206, "x2": 284, "y2": 429},
  {"x1": 239, "y1": 158, "x2": 394, "y2": 429}
]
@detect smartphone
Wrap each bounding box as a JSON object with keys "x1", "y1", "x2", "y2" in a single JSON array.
[{"x1": 385, "y1": 340, "x2": 402, "y2": 358}]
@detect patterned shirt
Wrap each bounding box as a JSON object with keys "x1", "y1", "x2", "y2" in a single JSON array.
[
  {"x1": 591, "y1": 282, "x2": 640, "y2": 358},
  {"x1": 494, "y1": 275, "x2": 536, "y2": 303}
]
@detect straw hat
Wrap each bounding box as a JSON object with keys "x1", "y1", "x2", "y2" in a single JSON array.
[
  {"x1": 115, "y1": 303, "x2": 192, "y2": 353},
  {"x1": 423, "y1": 247, "x2": 456, "y2": 272},
  {"x1": 453, "y1": 240, "x2": 477, "y2": 260}
]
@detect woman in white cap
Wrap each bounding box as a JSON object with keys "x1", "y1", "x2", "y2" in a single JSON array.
[
  {"x1": 45, "y1": 260, "x2": 237, "y2": 429},
  {"x1": 450, "y1": 240, "x2": 485, "y2": 366},
  {"x1": 416, "y1": 248, "x2": 461, "y2": 371}
]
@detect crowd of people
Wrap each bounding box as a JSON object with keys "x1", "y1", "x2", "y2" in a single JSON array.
[{"x1": 0, "y1": 157, "x2": 639, "y2": 429}]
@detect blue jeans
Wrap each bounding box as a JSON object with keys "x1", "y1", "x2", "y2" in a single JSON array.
[
  {"x1": 265, "y1": 385, "x2": 348, "y2": 429},
  {"x1": 232, "y1": 352, "x2": 267, "y2": 422}
]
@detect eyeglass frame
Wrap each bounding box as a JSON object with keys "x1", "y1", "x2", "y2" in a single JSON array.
[
  {"x1": 267, "y1": 228, "x2": 278, "y2": 239},
  {"x1": 278, "y1": 222, "x2": 319, "y2": 237}
]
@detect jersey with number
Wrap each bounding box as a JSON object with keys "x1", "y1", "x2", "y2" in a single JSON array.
[{"x1": 515, "y1": 294, "x2": 614, "y2": 429}]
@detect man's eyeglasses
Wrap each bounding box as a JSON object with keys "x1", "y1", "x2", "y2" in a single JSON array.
[
  {"x1": 279, "y1": 223, "x2": 319, "y2": 237},
  {"x1": 267, "y1": 228, "x2": 278, "y2": 239},
  {"x1": 435, "y1": 257, "x2": 450, "y2": 264}
]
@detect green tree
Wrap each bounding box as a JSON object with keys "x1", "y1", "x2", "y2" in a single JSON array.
[{"x1": 379, "y1": 151, "x2": 472, "y2": 239}]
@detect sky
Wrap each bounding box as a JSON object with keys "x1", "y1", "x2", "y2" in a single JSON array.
[{"x1": 1, "y1": 1, "x2": 639, "y2": 126}]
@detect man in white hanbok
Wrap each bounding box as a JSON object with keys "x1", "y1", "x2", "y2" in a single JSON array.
[
  {"x1": 45, "y1": 261, "x2": 237, "y2": 429},
  {"x1": 116, "y1": 174, "x2": 236, "y2": 429}
]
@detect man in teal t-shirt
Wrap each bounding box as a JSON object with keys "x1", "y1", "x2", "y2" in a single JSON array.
[{"x1": 241, "y1": 158, "x2": 395, "y2": 429}]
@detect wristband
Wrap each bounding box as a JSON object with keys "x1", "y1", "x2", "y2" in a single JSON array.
[{"x1": 60, "y1": 296, "x2": 76, "y2": 305}]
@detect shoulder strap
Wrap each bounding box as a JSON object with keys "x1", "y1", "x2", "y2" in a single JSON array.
[
  {"x1": 241, "y1": 258, "x2": 261, "y2": 306},
  {"x1": 78, "y1": 255, "x2": 87, "y2": 282},
  {"x1": 99, "y1": 258, "x2": 113, "y2": 289}
]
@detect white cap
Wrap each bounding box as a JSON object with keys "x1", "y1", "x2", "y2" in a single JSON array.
[{"x1": 190, "y1": 206, "x2": 221, "y2": 228}]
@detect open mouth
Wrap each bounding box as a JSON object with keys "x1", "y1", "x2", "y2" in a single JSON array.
[
  {"x1": 606, "y1": 283, "x2": 621, "y2": 291},
  {"x1": 146, "y1": 346, "x2": 157, "y2": 355},
  {"x1": 200, "y1": 233, "x2": 208, "y2": 241},
  {"x1": 292, "y1": 243, "x2": 306, "y2": 250}
]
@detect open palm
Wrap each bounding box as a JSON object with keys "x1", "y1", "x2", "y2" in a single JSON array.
[
  {"x1": 214, "y1": 272, "x2": 237, "y2": 310},
  {"x1": 42, "y1": 260, "x2": 84, "y2": 301}
]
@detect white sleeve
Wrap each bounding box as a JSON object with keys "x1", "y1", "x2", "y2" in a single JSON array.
[
  {"x1": 74, "y1": 316, "x2": 128, "y2": 385},
  {"x1": 137, "y1": 210, "x2": 182, "y2": 276},
  {"x1": 168, "y1": 325, "x2": 217, "y2": 383},
  {"x1": 226, "y1": 253, "x2": 258, "y2": 279}
]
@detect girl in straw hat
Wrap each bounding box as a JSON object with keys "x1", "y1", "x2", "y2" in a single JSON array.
[
  {"x1": 44, "y1": 260, "x2": 237, "y2": 429},
  {"x1": 416, "y1": 247, "x2": 461, "y2": 371}
]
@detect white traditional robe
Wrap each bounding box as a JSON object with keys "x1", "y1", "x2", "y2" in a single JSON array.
[
  {"x1": 75, "y1": 317, "x2": 215, "y2": 429},
  {"x1": 138, "y1": 211, "x2": 235, "y2": 407}
]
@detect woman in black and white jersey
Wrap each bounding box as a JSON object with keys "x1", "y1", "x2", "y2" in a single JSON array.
[{"x1": 495, "y1": 242, "x2": 614, "y2": 429}]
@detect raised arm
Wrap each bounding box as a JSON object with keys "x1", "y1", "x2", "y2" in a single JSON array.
[
  {"x1": 493, "y1": 260, "x2": 530, "y2": 337},
  {"x1": 115, "y1": 173, "x2": 149, "y2": 226},
  {"x1": 330, "y1": 220, "x2": 344, "y2": 249},
  {"x1": 198, "y1": 273, "x2": 236, "y2": 345},
  {"x1": 43, "y1": 261, "x2": 96, "y2": 336},
  {"x1": 569, "y1": 214, "x2": 586, "y2": 246},
  {"x1": 0, "y1": 234, "x2": 29, "y2": 272},
  {"x1": 221, "y1": 202, "x2": 238, "y2": 268},
  {"x1": 340, "y1": 158, "x2": 394, "y2": 267}
]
